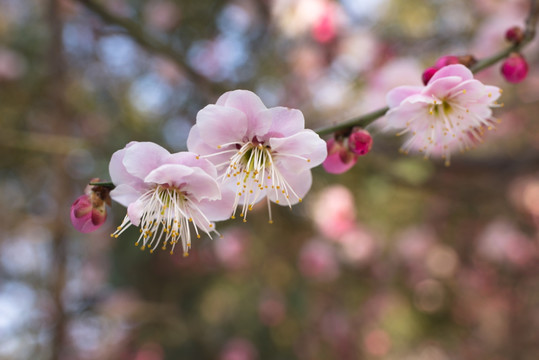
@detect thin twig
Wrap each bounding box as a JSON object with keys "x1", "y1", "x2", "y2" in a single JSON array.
[{"x1": 75, "y1": 0, "x2": 224, "y2": 96}]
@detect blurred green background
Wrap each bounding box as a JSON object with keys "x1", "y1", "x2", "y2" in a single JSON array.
[{"x1": 1, "y1": 0, "x2": 539, "y2": 359}]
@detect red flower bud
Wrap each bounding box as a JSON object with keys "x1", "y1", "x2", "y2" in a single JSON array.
[
  {"x1": 505, "y1": 26, "x2": 524, "y2": 44},
  {"x1": 434, "y1": 55, "x2": 460, "y2": 69},
  {"x1": 501, "y1": 53, "x2": 528, "y2": 83},
  {"x1": 422, "y1": 67, "x2": 438, "y2": 85},
  {"x1": 348, "y1": 129, "x2": 373, "y2": 156}
]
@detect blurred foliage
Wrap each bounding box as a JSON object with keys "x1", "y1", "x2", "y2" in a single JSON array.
[{"x1": 1, "y1": 0, "x2": 539, "y2": 359}]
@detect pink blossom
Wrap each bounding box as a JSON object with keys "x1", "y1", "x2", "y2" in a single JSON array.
[
  {"x1": 187, "y1": 90, "x2": 327, "y2": 223},
  {"x1": 70, "y1": 181, "x2": 109, "y2": 233},
  {"x1": 214, "y1": 227, "x2": 249, "y2": 270},
  {"x1": 220, "y1": 338, "x2": 258, "y2": 360},
  {"x1": 385, "y1": 64, "x2": 502, "y2": 164},
  {"x1": 322, "y1": 138, "x2": 357, "y2": 174},
  {"x1": 108, "y1": 142, "x2": 234, "y2": 256},
  {"x1": 298, "y1": 239, "x2": 339, "y2": 282},
  {"x1": 312, "y1": 185, "x2": 356, "y2": 241}
]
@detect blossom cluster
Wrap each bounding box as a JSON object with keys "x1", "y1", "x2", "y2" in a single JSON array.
[
  {"x1": 90, "y1": 90, "x2": 327, "y2": 256},
  {"x1": 72, "y1": 63, "x2": 506, "y2": 255}
]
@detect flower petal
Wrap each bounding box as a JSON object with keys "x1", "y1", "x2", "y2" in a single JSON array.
[
  {"x1": 196, "y1": 104, "x2": 248, "y2": 147},
  {"x1": 166, "y1": 151, "x2": 218, "y2": 178},
  {"x1": 424, "y1": 76, "x2": 465, "y2": 99},
  {"x1": 386, "y1": 85, "x2": 423, "y2": 107},
  {"x1": 122, "y1": 142, "x2": 171, "y2": 180},
  {"x1": 258, "y1": 107, "x2": 305, "y2": 138},
  {"x1": 196, "y1": 186, "x2": 236, "y2": 221},
  {"x1": 269, "y1": 130, "x2": 327, "y2": 172},
  {"x1": 216, "y1": 90, "x2": 270, "y2": 138},
  {"x1": 144, "y1": 164, "x2": 221, "y2": 201},
  {"x1": 127, "y1": 198, "x2": 145, "y2": 226},
  {"x1": 109, "y1": 142, "x2": 141, "y2": 186},
  {"x1": 429, "y1": 64, "x2": 473, "y2": 83},
  {"x1": 267, "y1": 168, "x2": 313, "y2": 205},
  {"x1": 110, "y1": 184, "x2": 143, "y2": 208}
]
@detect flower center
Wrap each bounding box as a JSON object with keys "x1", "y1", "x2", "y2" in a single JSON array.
[
  {"x1": 222, "y1": 141, "x2": 302, "y2": 223},
  {"x1": 111, "y1": 184, "x2": 216, "y2": 256}
]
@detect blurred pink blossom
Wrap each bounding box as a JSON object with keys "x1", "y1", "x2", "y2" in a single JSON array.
[
  {"x1": 0, "y1": 48, "x2": 26, "y2": 80},
  {"x1": 476, "y1": 219, "x2": 536, "y2": 266},
  {"x1": 219, "y1": 338, "x2": 258, "y2": 360},
  {"x1": 258, "y1": 293, "x2": 286, "y2": 327},
  {"x1": 214, "y1": 227, "x2": 249, "y2": 270},
  {"x1": 298, "y1": 240, "x2": 340, "y2": 282},
  {"x1": 338, "y1": 227, "x2": 376, "y2": 266},
  {"x1": 312, "y1": 185, "x2": 356, "y2": 241}
]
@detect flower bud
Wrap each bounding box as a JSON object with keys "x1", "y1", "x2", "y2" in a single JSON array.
[
  {"x1": 70, "y1": 180, "x2": 110, "y2": 233},
  {"x1": 348, "y1": 129, "x2": 373, "y2": 155},
  {"x1": 501, "y1": 53, "x2": 528, "y2": 83},
  {"x1": 505, "y1": 26, "x2": 524, "y2": 44},
  {"x1": 322, "y1": 138, "x2": 357, "y2": 174},
  {"x1": 422, "y1": 67, "x2": 438, "y2": 85},
  {"x1": 434, "y1": 55, "x2": 460, "y2": 69}
]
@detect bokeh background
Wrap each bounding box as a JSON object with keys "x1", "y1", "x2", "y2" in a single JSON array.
[{"x1": 1, "y1": 0, "x2": 539, "y2": 359}]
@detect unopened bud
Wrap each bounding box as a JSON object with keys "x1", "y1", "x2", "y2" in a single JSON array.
[
  {"x1": 70, "y1": 179, "x2": 111, "y2": 233},
  {"x1": 422, "y1": 67, "x2": 438, "y2": 85},
  {"x1": 501, "y1": 53, "x2": 528, "y2": 83},
  {"x1": 348, "y1": 129, "x2": 373, "y2": 156},
  {"x1": 322, "y1": 138, "x2": 357, "y2": 174},
  {"x1": 505, "y1": 26, "x2": 524, "y2": 44},
  {"x1": 434, "y1": 55, "x2": 460, "y2": 69}
]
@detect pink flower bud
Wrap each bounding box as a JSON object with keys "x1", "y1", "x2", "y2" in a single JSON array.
[
  {"x1": 348, "y1": 129, "x2": 373, "y2": 155},
  {"x1": 434, "y1": 55, "x2": 460, "y2": 69},
  {"x1": 70, "y1": 180, "x2": 110, "y2": 233},
  {"x1": 422, "y1": 67, "x2": 438, "y2": 85},
  {"x1": 70, "y1": 194, "x2": 107, "y2": 233},
  {"x1": 505, "y1": 26, "x2": 524, "y2": 44},
  {"x1": 322, "y1": 138, "x2": 357, "y2": 174},
  {"x1": 501, "y1": 53, "x2": 528, "y2": 83}
]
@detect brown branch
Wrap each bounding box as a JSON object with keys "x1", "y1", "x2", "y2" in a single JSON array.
[{"x1": 75, "y1": 0, "x2": 225, "y2": 97}]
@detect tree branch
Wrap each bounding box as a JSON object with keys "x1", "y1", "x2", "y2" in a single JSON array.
[{"x1": 75, "y1": 0, "x2": 223, "y2": 96}]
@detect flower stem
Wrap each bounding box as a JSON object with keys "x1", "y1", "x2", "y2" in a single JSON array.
[
  {"x1": 314, "y1": 0, "x2": 538, "y2": 137},
  {"x1": 315, "y1": 107, "x2": 389, "y2": 136},
  {"x1": 89, "y1": 181, "x2": 115, "y2": 189}
]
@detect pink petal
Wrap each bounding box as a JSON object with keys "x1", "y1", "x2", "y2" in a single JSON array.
[
  {"x1": 449, "y1": 79, "x2": 488, "y2": 100},
  {"x1": 216, "y1": 90, "x2": 269, "y2": 138},
  {"x1": 259, "y1": 107, "x2": 305, "y2": 139},
  {"x1": 123, "y1": 142, "x2": 171, "y2": 180},
  {"x1": 424, "y1": 76, "x2": 465, "y2": 99},
  {"x1": 267, "y1": 168, "x2": 313, "y2": 205},
  {"x1": 384, "y1": 101, "x2": 428, "y2": 129},
  {"x1": 187, "y1": 124, "x2": 231, "y2": 161},
  {"x1": 196, "y1": 104, "x2": 248, "y2": 147},
  {"x1": 269, "y1": 130, "x2": 327, "y2": 172},
  {"x1": 429, "y1": 64, "x2": 473, "y2": 83},
  {"x1": 386, "y1": 86, "x2": 423, "y2": 107},
  {"x1": 322, "y1": 151, "x2": 357, "y2": 174},
  {"x1": 110, "y1": 184, "x2": 143, "y2": 208},
  {"x1": 195, "y1": 186, "x2": 236, "y2": 221},
  {"x1": 109, "y1": 143, "x2": 141, "y2": 186},
  {"x1": 166, "y1": 151, "x2": 218, "y2": 178},
  {"x1": 144, "y1": 164, "x2": 221, "y2": 201},
  {"x1": 127, "y1": 198, "x2": 145, "y2": 226}
]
